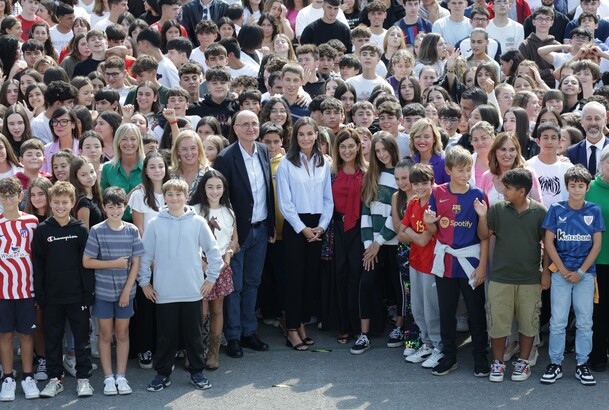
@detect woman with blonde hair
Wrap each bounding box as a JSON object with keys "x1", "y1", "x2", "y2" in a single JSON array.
[
  {"x1": 170, "y1": 130, "x2": 212, "y2": 196},
  {"x1": 382, "y1": 26, "x2": 406, "y2": 72},
  {"x1": 409, "y1": 118, "x2": 449, "y2": 184}
]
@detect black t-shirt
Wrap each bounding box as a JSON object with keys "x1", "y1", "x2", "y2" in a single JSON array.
[
  {"x1": 73, "y1": 58, "x2": 105, "y2": 78},
  {"x1": 76, "y1": 196, "x2": 105, "y2": 228},
  {"x1": 300, "y1": 19, "x2": 352, "y2": 53}
]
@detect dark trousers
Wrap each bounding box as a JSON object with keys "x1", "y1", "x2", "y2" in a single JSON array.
[
  {"x1": 155, "y1": 301, "x2": 205, "y2": 376},
  {"x1": 359, "y1": 245, "x2": 399, "y2": 320},
  {"x1": 44, "y1": 303, "x2": 92, "y2": 379},
  {"x1": 283, "y1": 214, "x2": 321, "y2": 329},
  {"x1": 591, "y1": 264, "x2": 609, "y2": 366},
  {"x1": 258, "y1": 240, "x2": 286, "y2": 319},
  {"x1": 131, "y1": 285, "x2": 156, "y2": 356},
  {"x1": 334, "y1": 219, "x2": 363, "y2": 335},
  {"x1": 435, "y1": 276, "x2": 488, "y2": 363}
]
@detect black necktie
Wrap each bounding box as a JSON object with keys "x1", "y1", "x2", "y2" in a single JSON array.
[
  {"x1": 589, "y1": 145, "x2": 597, "y2": 176},
  {"x1": 202, "y1": 7, "x2": 208, "y2": 21}
]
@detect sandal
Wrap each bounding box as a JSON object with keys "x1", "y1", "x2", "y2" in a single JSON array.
[
  {"x1": 337, "y1": 334, "x2": 350, "y2": 344},
  {"x1": 286, "y1": 338, "x2": 308, "y2": 351},
  {"x1": 301, "y1": 337, "x2": 315, "y2": 346}
]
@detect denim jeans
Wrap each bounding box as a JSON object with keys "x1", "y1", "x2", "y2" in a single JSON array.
[
  {"x1": 224, "y1": 223, "x2": 268, "y2": 341},
  {"x1": 549, "y1": 272, "x2": 594, "y2": 365}
]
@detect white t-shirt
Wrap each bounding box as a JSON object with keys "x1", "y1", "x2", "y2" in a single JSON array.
[
  {"x1": 93, "y1": 17, "x2": 113, "y2": 32},
  {"x1": 49, "y1": 26, "x2": 73, "y2": 54},
  {"x1": 526, "y1": 156, "x2": 574, "y2": 207},
  {"x1": 486, "y1": 19, "x2": 524, "y2": 51},
  {"x1": 228, "y1": 64, "x2": 259, "y2": 79},
  {"x1": 128, "y1": 188, "x2": 164, "y2": 229},
  {"x1": 458, "y1": 38, "x2": 499, "y2": 60},
  {"x1": 190, "y1": 48, "x2": 208, "y2": 73},
  {"x1": 90, "y1": 11, "x2": 110, "y2": 29},
  {"x1": 157, "y1": 57, "x2": 180, "y2": 88},
  {"x1": 396, "y1": 132, "x2": 410, "y2": 159},
  {"x1": 193, "y1": 204, "x2": 234, "y2": 253},
  {"x1": 431, "y1": 16, "x2": 472, "y2": 47},
  {"x1": 346, "y1": 74, "x2": 391, "y2": 101},
  {"x1": 0, "y1": 164, "x2": 22, "y2": 180},
  {"x1": 78, "y1": 0, "x2": 95, "y2": 15},
  {"x1": 72, "y1": 5, "x2": 90, "y2": 22},
  {"x1": 31, "y1": 113, "x2": 52, "y2": 145},
  {"x1": 370, "y1": 30, "x2": 387, "y2": 50},
  {"x1": 295, "y1": 5, "x2": 349, "y2": 36},
  {"x1": 376, "y1": 60, "x2": 387, "y2": 78}
]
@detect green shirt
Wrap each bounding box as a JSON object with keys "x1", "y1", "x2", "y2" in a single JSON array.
[
  {"x1": 487, "y1": 199, "x2": 547, "y2": 284},
  {"x1": 100, "y1": 160, "x2": 144, "y2": 222},
  {"x1": 586, "y1": 176, "x2": 609, "y2": 265}
]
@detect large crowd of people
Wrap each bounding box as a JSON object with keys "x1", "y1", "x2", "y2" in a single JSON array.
[{"x1": 0, "y1": 0, "x2": 608, "y2": 403}]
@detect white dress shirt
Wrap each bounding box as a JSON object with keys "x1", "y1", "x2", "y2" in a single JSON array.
[
  {"x1": 239, "y1": 142, "x2": 267, "y2": 224},
  {"x1": 276, "y1": 152, "x2": 334, "y2": 233}
]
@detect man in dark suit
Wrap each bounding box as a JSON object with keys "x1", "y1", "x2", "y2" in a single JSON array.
[
  {"x1": 567, "y1": 101, "x2": 609, "y2": 175},
  {"x1": 181, "y1": 0, "x2": 229, "y2": 46},
  {"x1": 213, "y1": 110, "x2": 275, "y2": 358}
]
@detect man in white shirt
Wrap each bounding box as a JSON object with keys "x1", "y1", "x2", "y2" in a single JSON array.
[
  {"x1": 346, "y1": 44, "x2": 391, "y2": 101},
  {"x1": 431, "y1": 0, "x2": 472, "y2": 47},
  {"x1": 93, "y1": 0, "x2": 129, "y2": 31},
  {"x1": 455, "y1": 8, "x2": 500, "y2": 60},
  {"x1": 137, "y1": 28, "x2": 180, "y2": 88},
  {"x1": 49, "y1": 4, "x2": 74, "y2": 54},
  {"x1": 102, "y1": 56, "x2": 134, "y2": 105},
  {"x1": 295, "y1": 0, "x2": 348, "y2": 38},
  {"x1": 485, "y1": 0, "x2": 524, "y2": 51},
  {"x1": 218, "y1": 37, "x2": 258, "y2": 79},
  {"x1": 566, "y1": 101, "x2": 609, "y2": 175}
]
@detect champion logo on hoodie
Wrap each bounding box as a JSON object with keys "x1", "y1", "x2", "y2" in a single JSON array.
[{"x1": 47, "y1": 235, "x2": 78, "y2": 243}]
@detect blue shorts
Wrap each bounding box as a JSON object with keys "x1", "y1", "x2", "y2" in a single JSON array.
[
  {"x1": 91, "y1": 298, "x2": 134, "y2": 319},
  {"x1": 0, "y1": 298, "x2": 37, "y2": 334}
]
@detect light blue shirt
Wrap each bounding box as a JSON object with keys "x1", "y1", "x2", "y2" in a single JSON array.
[
  {"x1": 238, "y1": 142, "x2": 267, "y2": 224},
  {"x1": 276, "y1": 153, "x2": 334, "y2": 234}
]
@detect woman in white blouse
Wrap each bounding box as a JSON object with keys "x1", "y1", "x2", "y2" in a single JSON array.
[{"x1": 276, "y1": 117, "x2": 334, "y2": 351}]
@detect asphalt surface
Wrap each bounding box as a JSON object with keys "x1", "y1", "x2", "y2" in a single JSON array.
[{"x1": 3, "y1": 323, "x2": 609, "y2": 409}]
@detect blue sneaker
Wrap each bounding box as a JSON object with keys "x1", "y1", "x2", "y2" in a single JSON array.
[
  {"x1": 147, "y1": 374, "x2": 171, "y2": 392},
  {"x1": 190, "y1": 372, "x2": 211, "y2": 390}
]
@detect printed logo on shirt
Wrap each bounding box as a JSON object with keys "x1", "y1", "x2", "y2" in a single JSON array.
[
  {"x1": 19, "y1": 228, "x2": 28, "y2": 238},
  {"x1": 47, "y1": 235, "x2": 78, "y2": 243},
  {"x1": 584, "y1": 216, "x2": 594, "y2": 226},
  {"x1": 439, "y1": 198, "x2": 450, "y2": 203},
  {"x1": 556, "y1": 229, "x2": 591, "y2": 242},
  {"x1": 558, "y1": 216, "x2": 567, "y2": 223},
  {"x1": 439, "y1": 216, "x2": 450, "y2": 228},
  {"x1": 1, "y1": 245, "x2": 27, "y2": 259},
  {"x1": 452, "y1": 204, "x2": 461, "y2": 214}
]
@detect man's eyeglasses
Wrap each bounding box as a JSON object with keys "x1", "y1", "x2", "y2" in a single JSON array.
[{"x1": 105, "y1": 71, "x2": 123, "y2": 78}]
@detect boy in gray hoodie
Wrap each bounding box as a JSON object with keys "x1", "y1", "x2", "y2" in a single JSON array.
[{"x1": 138, "y1": 179, "x2": 223, "y2": 392}]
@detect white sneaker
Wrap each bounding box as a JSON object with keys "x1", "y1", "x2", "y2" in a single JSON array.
[
  {"x1": 0, "y1": 377, "x2": 16, "y2": 401},
  {"x1": 103, "y1": 377, "x2": 117, "y2": 396},
  {"x1": 403, "y1": 346, "x2": 416, "y2": 357},
  {"x1": 77, "y1": 379, "x2": 93, "y2": 397},
  {"x1": 21, "y1": 376, "x2": 40, "y2": 399},
  {"x1": 116, "y1": 377, "x2": 132, "y2": 395},
  {"x1": 405, "y1": 345, "x2": 433, "y2": 363},
  {"x1": 40, "y1": 378, "x2": 63, "y2": 398},
  {"x1": 421, "y1": 349, "x2": 445, "y2": 369},
  {"x1": 63, "y1": 356, "x2": 77, "y2": 378}
]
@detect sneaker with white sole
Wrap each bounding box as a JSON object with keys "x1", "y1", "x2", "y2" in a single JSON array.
[
  {"x1": 116, "y1": 377, "x2": 132, "y2": 395},
  {"x1": 540, "y1": 363, "x2": 563, "y2": 384},
  {"x1": 40, "y1": 378, "x2": 64, "y2": 398},
  {"x1": 63, "y1": 356, "x2": 77, "y2": 378},
  {"x1": 21, "y1": 376, "x2": 40, "y2": 399},
  {"x1": 103, "y1": 377, "x2": 117, "y2": 396},
  {"x1": 350, "y1": 334, "x2": 371, "y2": 355},
  {"x1": 405, "y1": 345, "x2": 433, "y2": 363},
  {"x1": 489, "y1": 360, "x2": 506, "y2": 382},
  {"x1": 147, "y1": 374, "x2": 171, "y2": 392},
  {"x1": 386, "y1": 327, "x2": 404, "y2": 348},
  {"x1": 403, "y1": 346, "x2": 416, "y2": 356},
  {"x1": 432, "y1": 358, "x2": 459, "y2": 376},
  {"x1": 421, "y1": 349, "x2": 444, "y2": 369},
  {"x1": 511, "y1": 359, "x2": 531, "y2": 381},
  {"x1": 77, "y1": 379, "x2": 93, "y2": 397},
  {"x1": 34, "y1": 356, "x2": 48, "y2": 381},
  {"x1": 575, "y1": 364, "x2": 596, "y2": 386},
  {"x1": 139, "y1": 351, "x2": 153, "y2": 369},
  {"x1": 0, "y1": 377, "x2": 16, "y2": 401}
]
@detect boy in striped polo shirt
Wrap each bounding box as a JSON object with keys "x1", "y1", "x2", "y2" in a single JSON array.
[{"x1": 0, "y1": 177, "x2": 40, "y2": 401}]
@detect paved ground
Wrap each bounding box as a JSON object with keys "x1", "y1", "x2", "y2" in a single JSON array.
[{"x1": 3, "y1": 323, "x2": 609, "y2": 409}]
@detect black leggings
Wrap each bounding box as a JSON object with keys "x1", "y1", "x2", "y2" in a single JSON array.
[{"x1": 359, "y1": 245, "x2": 402, "y2": 320}]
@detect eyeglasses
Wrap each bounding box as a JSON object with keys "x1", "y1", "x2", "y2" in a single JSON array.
[
  {"x1": 494, "y1": 0, "x2": 509, "y2": 4},
  {"x1": 534, "y1": 17, "x2": 553, "y2": 23},
  {"x1": 572, "y1": 34, "x2": 590, "y2": 41},
  {"x1": 235, "y1": 122, "x2": 260, "y2": 129},
  {"x1": 50, "y1": 119, "x2": 72, "y2": 127},
  {"x1": 472, "y1": 17, "x2": 488, "y2": 22},
  {"x1": 440, "y1": 117, "x2": 459, "y2": 124},
  {"x1": 0, "y1": 193, "x2": 18, "y2": 200},
  {"x1": 270, "y1": 109, "x2": 287, "y2": 114},
  {"x1": 105, "y1": 71, "x2": 123, "y2": 78}
]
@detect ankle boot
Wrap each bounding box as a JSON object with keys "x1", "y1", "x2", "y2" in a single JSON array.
[{"x1": 206, "y1": 335, "x2": 221, "y2": 370}]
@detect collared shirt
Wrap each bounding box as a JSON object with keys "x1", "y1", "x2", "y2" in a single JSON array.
[
  {"x1": 586, "y1": 138, "x2": 605, "y2": 171},
  {"x1": 238, "y1": 142, "x2": 267, "y2": 223},
  {"x1": 276, "y1": 153, "x2": 333, "y2": 233},
  {"x1": 199, "y1": 0, "x2": 211, "y2": 20}
]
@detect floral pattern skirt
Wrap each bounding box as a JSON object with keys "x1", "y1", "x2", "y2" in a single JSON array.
[{"x1": 204, "y1": 265, "x2": 234, "y2": 301}]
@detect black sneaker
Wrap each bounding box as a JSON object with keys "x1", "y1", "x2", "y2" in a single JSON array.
[
  {"x1": 147, "y1": 374, "x2": 171, "y2": 392},
  {"x1": 350, "y1": 334, "x2": 371, "y2": 355},
  {"x1": 139, "y1": 351, "x2": 153, "y2": 369},
  {"x1": 386, "y1": 327, "x2": 404, "y2": 348},
  {"x1": 474, "y1": 360, "x2": 490, "y2": 377},
  {"x1": 190, "y1": 372, "x2": 212, "y2": 390},
  {"x1": 540, "y1": 363, "x2": 563, "y2": 384},
  {"x1": 432, "y1": 358, "x2": 458, "y2": 376},
  {"x1": 575, "y1": 364, "x2": 596, "y2": 386}
]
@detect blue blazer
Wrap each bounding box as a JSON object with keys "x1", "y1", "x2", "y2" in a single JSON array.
[
  {"x1": 181, "y1": 0, "x2": 229, "y2": 46},
  {"x1": 213, "y1": 141, "x2": 275, "y2": 245},
  {"x1": 566, "y1": 137, "x2": 609, "y2": 171}
]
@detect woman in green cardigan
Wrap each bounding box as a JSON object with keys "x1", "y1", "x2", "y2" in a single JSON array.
[
  {"x1": 586, "y1": 145, "x2": 609, "y2": 371},
  {"x1": 100, "y1": 123, "x2": 145, "y2": 222}
]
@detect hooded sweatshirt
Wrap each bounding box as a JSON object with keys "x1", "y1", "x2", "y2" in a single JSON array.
[
  {"x1": 186, "y1": 94, "x2": 237, "y2": 138},
  {"x1": 32, "y1": 217, "x2": 94, "y2": 307},
  {"x1": 138, "y1": 205, "x2": 223, "y2": 304},
  {"x1": 518, "y1": 33, "x2": 560, "y2": 88}
]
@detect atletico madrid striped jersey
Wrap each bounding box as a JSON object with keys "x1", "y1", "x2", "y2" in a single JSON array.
[{"x1": 0, "y1": 213, "x2": 38, "y2": 299}]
